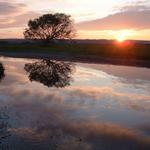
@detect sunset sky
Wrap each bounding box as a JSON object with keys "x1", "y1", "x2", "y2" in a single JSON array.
[{"x1": 0, "y1": 0, "x2": 150, "y2": 40}]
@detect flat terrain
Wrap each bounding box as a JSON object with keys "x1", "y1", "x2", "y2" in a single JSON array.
[{"x1": 0, "y1": 41, "x2": 150, "y2": 67}]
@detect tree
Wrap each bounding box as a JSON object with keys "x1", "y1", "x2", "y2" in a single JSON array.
[{"x1": 24, "y1": 13, "x2": 75, "y2": 43}]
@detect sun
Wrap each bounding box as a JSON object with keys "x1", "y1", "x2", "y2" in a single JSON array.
[
  {"x1": 116, "y1": 35, "x2": 126, "y2": 42},
  {"x1": 110, "y1": 30, "x2": 136, "y2": 43},
  {"x1": 115, "y1": 31, "x2": 128, "y2": 42}
]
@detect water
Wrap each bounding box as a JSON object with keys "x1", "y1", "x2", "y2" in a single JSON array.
[{"x1": 0, "y1": 57, "x2": 150, "y2": 150}]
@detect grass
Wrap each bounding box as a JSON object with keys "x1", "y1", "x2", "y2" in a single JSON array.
[{"x1": 0, "y1": 41, "x2": 150, "y2": 61}]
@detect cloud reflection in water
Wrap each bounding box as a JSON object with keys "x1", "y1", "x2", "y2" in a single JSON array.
[
  {"x1": 0, "y1": 57, "x2": 149, "y2": 150},
  {"x1": 3, "y1": 91, "x2": 150, "y2": 150}
]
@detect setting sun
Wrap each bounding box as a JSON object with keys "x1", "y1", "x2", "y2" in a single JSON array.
[
  {"x1": 116, "y1": 35, "x2": 126, "y2": 42},
  {"x1": 109, "y1": 30, "x2": 136, "y2": 42}
]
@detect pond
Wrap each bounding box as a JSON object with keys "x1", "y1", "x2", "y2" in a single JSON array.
[{"x1": 0, "y1": 57, "x2": 150, "y2": 150}]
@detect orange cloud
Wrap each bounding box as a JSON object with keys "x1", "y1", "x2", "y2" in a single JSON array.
[
  {"x1": 76, "y1": 10, "x2": 150, "y2": 31},
  {"x1": 0, "y1": 2, "x2": 27, "y2": 16},
  {"x1": 0, "y1": 2, "x2": 40, "y2": 29}
]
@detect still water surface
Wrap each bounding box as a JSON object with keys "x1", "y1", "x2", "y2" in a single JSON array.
[{"x1": 0, "y1": 57, "x2": 150, "y2": 150}]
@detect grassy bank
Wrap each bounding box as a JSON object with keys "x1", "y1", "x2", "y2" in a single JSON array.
[{"x1": 0, "y1": 42, "x2": 150, "y2": 61}]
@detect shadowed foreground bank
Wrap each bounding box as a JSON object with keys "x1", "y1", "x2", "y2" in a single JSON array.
[{"x1": 0, "y1": 42, "x2": 150, "y2": 68}]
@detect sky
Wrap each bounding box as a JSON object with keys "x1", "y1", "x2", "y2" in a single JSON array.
[{"x1": 0, "y1": 0, "x2": 150, "y2": 40}]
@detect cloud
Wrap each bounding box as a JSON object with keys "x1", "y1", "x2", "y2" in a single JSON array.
[
  {"x1": 76, "y1": 10, "x2": 150, "y2": 30},
  {"x1": 0, "y1": 2, "x2": 27, "y2": 16},
  {"x1": 0, "y1": 12, "x2": 39, "y2": 29},
  {"x1": 76, "y1": 1, "x2": 150, "y2": 31},
  {"x1": 0, "y1": 2, "x2": 40, "y2": 29},
  {"x1": 114, "y1": 0, "x2": 150, "y2": 12}
]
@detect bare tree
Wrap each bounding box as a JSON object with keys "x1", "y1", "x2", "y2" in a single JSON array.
[{"x1": 24, "y1": 13, "x2": 75, "y2": 43}]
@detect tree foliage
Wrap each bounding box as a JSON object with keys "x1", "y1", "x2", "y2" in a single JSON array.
[{"x1": 24, "y1": 13, "x2": 75, "y2": 43}]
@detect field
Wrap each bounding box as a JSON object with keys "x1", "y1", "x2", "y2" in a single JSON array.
[{"x1": 0, "y1": 41, "x2": 150, "y2": 67}]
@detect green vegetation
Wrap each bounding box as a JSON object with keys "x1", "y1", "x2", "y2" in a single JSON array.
[{"x1": 0, "y1": 42, "x2": 150, "y2": 61}]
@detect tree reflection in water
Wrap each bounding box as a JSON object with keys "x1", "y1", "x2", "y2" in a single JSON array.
[
  {"x1": 0, "y1": 62, "x2": 5, "y2": 82},
  {"x1": 24, "y1": 59, "x2": 75, "y2": 87}
]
